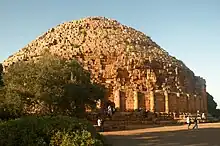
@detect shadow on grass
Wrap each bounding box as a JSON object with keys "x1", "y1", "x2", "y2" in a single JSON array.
[{"x1": 105, "y1": 127, "x2": 220, "y2": 146}]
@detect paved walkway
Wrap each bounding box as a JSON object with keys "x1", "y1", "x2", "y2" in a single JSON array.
[{"x1": 102, "y1": 122, "x2": 220, "y2": 146}]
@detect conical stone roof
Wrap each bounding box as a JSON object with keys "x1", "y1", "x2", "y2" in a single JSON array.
[{"x1": 2, "y1": 16, "x2": 205, "y2": 98}]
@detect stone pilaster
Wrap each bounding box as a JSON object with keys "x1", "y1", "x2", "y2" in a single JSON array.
[
  {"x1": 186, "y1": 94, "x2": 189, "y2": 112},
  {"x1": 200, "y1": 96, "x2": 204, "y2": 112},
  {"x1": 133, "y1": 91, "x2": 138, "y2": 110},
  {"x1": 164, "y1": 90, "x2": 169, "y2": 113},
  {"x1": 199, "y1": 96, "x2": 202, "y2": 112},
  {"x1": 149, "y1": 90, "x2": 155, "y2": 112},
  {"x1": 114, "y1": 89, "x2": 120, "y2": 109},
  {"x1": 194, "y1": 95, "x2": 197, "y2": 113},
  {"x1": 203, "y1": 94, "x2": 208, "y2": 113},
  {"x1": 176, "y1": 92, "x2": 180, "y2": 114}
]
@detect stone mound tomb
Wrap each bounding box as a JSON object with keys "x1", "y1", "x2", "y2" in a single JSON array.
[{"x1": 2, "y1": 16, "x2": 207, "y2": 114}]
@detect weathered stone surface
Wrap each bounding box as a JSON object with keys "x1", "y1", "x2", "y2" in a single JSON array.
[{"x1": 2, "y1": 16, "x2": 207, "y2": 114}]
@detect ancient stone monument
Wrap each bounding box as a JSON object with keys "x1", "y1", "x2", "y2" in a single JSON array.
[{"x1": 2, "y1": 17, "x2": 207, "y2": 114}]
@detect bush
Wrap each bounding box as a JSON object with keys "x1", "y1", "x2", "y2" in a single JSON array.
[
  {"x1": 0, "y1": 116, "x2": 105, "y2": 146},
  {"x1": 0, "y1": 63, "x2": 3, "y2": 87},
  {"x1": 50, "y1": 130, "x2": 103, "y2": 146}
]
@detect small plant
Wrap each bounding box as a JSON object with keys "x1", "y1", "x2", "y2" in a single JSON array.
[{"x1": 71, "y1": 44, "x2": 81, "y2": 48}]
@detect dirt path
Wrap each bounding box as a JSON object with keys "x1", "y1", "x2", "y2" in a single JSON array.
[{"x1": 102, "y1": 123, "x2": 220, "y2": 146}]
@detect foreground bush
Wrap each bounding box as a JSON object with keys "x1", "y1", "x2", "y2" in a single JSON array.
[{"x1": 0, "y1": 116, "x2": 105, "y2": 146}]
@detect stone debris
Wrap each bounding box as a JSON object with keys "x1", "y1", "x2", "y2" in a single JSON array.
[{"x1": 2, "y1": 16, "x2": 207, "y2": 114}]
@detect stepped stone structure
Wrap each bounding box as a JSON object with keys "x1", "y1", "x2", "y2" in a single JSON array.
[{"x1": 2, "y1": 17, "x2": 207, "y2": 114}]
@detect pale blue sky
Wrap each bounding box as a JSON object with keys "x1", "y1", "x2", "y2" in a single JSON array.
[{"x1": 0, "y1": 0, "x2": 220, "y2": 107}]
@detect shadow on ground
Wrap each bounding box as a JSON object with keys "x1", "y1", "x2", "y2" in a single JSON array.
[
  {"x1": 105, "y1": 127, "x2": 220, "y2": 146},
  {"x1": 103, "y1": 122, "x2": 184, "y2": 132}
]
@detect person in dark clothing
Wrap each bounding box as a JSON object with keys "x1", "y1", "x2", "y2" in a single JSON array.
[{"x1": 193, "y1": 117, "x2": 198, "y2": 129}]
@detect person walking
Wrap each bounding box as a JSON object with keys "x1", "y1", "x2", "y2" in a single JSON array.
[
  {"x1": 186, "y1": 115, "x2": 191, "y2": 129},
  {"x1": 97, "y1": 117, "x2": 104, "y2": 132},
  {"x1": 192, "y1": 117, "x2": 199, "y2": 129},
  {"x1": 202, "y1": 113, "x2": 205, "y2": 120},
  {"x1": 107, "y1": 105, "x2": 112, "y2": 117}
]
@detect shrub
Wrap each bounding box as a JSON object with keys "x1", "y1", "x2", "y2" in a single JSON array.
[
  {"x1": 0, "y1": 116, "x2": 105, "y2": 146},
  {"x1": 0, "y1": 63, "x2": 3, "y2": 87},
  {"x1": 50, "y1": 130, "x2": 103, "y2": 146}
]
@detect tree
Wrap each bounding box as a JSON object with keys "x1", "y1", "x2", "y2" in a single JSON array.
[
  {"x1": 207, "y1": 92, "x2": 220, "y2": 117},
  {"x1": 0, "y1": 64, "x2": 3, "y2": 87},
  {"x1": 207, "y1": 92, "x2": 217, "y2": 111},
  {"x1": 2, "y1": 53, "x2": 105, "y2": 118}
]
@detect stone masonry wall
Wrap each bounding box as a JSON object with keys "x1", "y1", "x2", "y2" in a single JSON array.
[{"x1": 2, "y1": 17, "x2": 207, "y2": 114}]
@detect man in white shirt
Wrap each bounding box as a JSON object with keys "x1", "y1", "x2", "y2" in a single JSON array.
[
  {"x1": 202, "y1": 113, "x2": 205, "y2": 120},
  {"x1": 186, "y1": 116, "x2": 191, "y2": 129},
  {"x1": 97, "y1": 117, "x2": 104, "y2": 132}
]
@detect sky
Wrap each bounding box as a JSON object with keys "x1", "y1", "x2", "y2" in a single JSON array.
[{"x1": 0, "y1": 0, "x2": 220, "y2": 107}]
